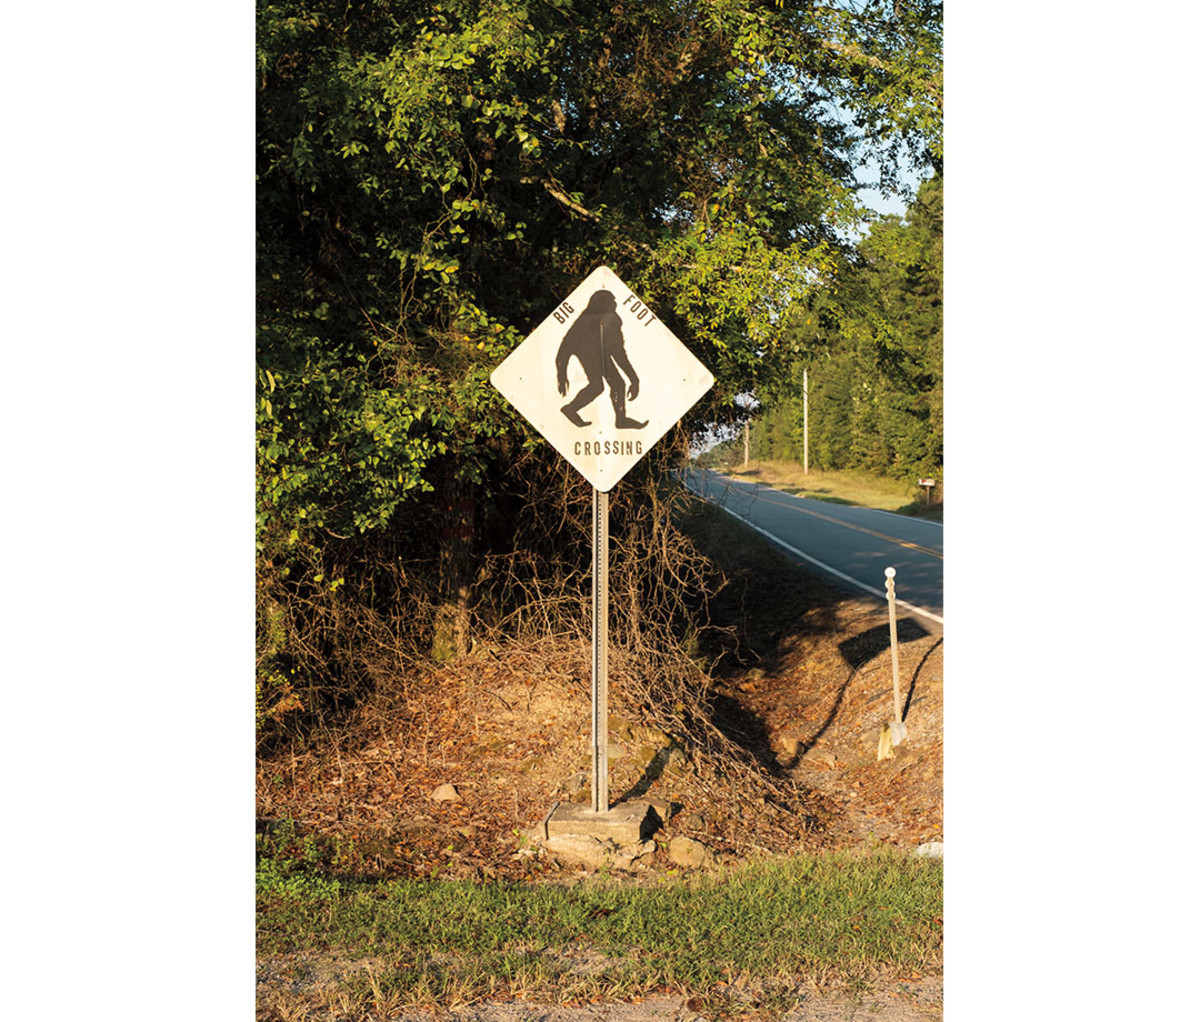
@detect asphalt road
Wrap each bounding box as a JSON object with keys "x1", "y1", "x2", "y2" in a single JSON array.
[{"x1": 680, "y1": 467, "x2": 943, "y2": 628}]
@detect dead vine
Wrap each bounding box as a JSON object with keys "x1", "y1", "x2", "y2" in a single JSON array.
[{"x1": 256, "y1": 431, "x2": 817, "y2": 818}]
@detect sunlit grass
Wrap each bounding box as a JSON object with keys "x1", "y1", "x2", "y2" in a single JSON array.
[
  {"x1": 257, "y1": 849, "x2": 942, "y2": 1015},
  {"x1": 719, "y1": 462, "x2": 940, "y2": 518}
]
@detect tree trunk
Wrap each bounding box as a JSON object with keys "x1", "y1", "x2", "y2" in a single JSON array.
[{"x1": 431, "y1": 474, "x2": 476, "y2": 662}]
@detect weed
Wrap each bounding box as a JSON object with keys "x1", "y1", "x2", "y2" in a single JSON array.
[{"x1": 301, "y1": 834, "x2": 319, "y2": 866}]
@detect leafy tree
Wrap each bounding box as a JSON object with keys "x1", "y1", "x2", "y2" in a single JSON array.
[
  {"x1": 751, "y1": 173, "x2": 942, "y2": 481},
  {"x1": 255, "y1": 0, "x2": 942, "y2": 731}
]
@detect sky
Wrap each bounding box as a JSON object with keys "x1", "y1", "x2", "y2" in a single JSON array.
[{"x1": 858, "y1": 157, "x2": 927, "y2": 220}]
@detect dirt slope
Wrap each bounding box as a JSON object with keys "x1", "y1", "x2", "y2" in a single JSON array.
[{"x1": 256, "y1": 591, "x2": 941, "y2": 878}]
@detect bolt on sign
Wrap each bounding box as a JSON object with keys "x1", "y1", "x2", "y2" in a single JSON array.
[{"x1": 490, "y1": 265, "x2": 714, "y2": 491}]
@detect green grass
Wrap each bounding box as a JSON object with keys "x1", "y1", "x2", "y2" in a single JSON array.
[
  {"x1": 257, "y1": 850, "x2": 942, "y2": 1015},
  {"x1": 712, "y1": 461, "x2": 942, "y2": 520}
]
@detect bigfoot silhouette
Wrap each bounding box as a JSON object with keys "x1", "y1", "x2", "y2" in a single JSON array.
[{"x1": 555, "y1": 290, "x2": 647, "y2": 429}]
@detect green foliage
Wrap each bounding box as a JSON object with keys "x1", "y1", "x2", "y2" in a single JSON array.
[
  {"x1": 819, "y1": 0, "x2": 944, "y2": 180},
  {"x1": 752, "y1": 174, "x2": 943, "y2": 481},
  {"x1": 256, "y1": 0, "x2": 943, "y2": 722}
]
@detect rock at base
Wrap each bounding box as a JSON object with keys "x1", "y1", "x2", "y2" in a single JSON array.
[
  {"x1": 430, "y1": 783, "x2": 460, "y2": 802},
  {"x1": 668, "y1": 836, "x2": 711, "y2": 868},
  {"x1": 534, "y1": 800, "x2": 663, "y2": 872}
]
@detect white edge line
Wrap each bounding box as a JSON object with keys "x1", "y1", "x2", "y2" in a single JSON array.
[{"x1": 685, "y1": 477, "x2": 945, "y2": 627}]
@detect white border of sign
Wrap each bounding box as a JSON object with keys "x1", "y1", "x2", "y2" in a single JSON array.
[{"x1": 490, "y1": 266, "x2": 713, "y2": 491}]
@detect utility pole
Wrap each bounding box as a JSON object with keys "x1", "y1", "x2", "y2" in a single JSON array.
[
  {"x1": 803, "y1": 367, "x2": 809, "y2": 475},
  {"x1": 743, "y1": 418, "x2": 750, "y2": 469}
]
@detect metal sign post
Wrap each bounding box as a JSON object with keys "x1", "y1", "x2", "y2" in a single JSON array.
[{"x1": 591, "y1": 487, "x2": 609, "y2": 813}]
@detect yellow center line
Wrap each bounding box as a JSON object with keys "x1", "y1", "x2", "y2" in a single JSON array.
[{"x1": 743, "y1": 490, "x2": 944, "y2": 560}]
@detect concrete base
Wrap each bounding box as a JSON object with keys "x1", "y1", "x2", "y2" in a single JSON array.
[{"x1": 546, "y1": 800, "x2": 661, "y2": 845}]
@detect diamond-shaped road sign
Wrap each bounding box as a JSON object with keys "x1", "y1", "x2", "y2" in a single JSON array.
[{"x1": 490, "y1": 266, "x2": 714, "y2": 491}]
